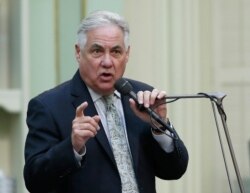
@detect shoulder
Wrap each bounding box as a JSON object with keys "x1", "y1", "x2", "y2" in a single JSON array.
[
  {"x1": 28, "y1": 80, "x2": 73, "y2": 112},
  {"x1": 35, "y1": 80, "x2": 71, "y2": 101},
  {"x1": 31, "y1": 70, "x2": 82, "y2": 104}
]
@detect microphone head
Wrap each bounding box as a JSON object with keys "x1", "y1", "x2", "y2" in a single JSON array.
[{"x1": 114, "y1": 78, "x2": 132, "y2": 95}]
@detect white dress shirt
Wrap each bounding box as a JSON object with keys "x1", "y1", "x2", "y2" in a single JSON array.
[{"x1": 74, "y1": 88, "x2": 174, "y2": 162}]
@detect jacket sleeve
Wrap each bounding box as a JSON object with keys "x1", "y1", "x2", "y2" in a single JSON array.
[
  {"x1": 24, "y1": 98, "x2": 83, "y2": 193},
  {"x1": 127, "y1": 78, "x2": 189, "y2": 180},
  {"x1": 152, "y1": 136, "x2": 189, "y2": 180}
]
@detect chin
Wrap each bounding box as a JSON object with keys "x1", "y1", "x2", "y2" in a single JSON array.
[{"x1": 95, "y1": 86, "x2": 114, "y2": 95}]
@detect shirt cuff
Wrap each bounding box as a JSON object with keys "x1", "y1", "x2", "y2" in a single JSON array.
[
  {"x1": 152, "y1": 130, "x2": 174, "y2": 153},
  {"x1": 73, "y1": 146, "x2": 86, "y2": 165}
]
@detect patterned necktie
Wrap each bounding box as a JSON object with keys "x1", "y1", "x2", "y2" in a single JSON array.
[{"x1": 103, "y1": 95, "x2": 139, "y2": 193}]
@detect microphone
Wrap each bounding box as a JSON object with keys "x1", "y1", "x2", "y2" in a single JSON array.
[{"x1": 114, "y1": 78, "x2": 175, "y2": 134}]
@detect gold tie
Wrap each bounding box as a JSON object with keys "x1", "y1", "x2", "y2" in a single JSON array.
[{"x1": 103, "y1": 95, "x2": 139, "y2": 193}]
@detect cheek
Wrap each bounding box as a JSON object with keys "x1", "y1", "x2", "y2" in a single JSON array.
[
  {"x1": 115, "y1": 63, "x2": 126, "y2": 76},
  {"x1": 79, "y1": 59, "x2": 99, "y2": 76}
]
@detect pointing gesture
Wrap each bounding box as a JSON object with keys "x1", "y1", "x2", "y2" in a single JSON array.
[{"x1": 71, "y1": 102, "x2": 100, "y2": 153}]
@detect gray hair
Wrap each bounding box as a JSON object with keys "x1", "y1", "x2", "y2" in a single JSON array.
[{"x1": 76, "y1": 10, "x2": 130, "y2": 50}]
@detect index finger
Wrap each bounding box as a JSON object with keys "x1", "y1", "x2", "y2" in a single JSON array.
[{"x1": 75, "y1": 102, "x2": 88, "y2": 118}]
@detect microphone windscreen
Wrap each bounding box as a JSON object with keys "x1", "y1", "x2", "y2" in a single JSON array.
[{"x1": 114, "y1": 78, "x2": 132, "y2": 95}]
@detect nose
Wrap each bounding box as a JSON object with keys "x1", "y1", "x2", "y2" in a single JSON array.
[{"x1": 101, "y1": 53, "x2": 113, "y2": 67}]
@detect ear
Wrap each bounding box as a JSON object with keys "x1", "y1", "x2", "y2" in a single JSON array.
[{"x1": 75, "y1": 44, "x2": 81, "y2": 62}]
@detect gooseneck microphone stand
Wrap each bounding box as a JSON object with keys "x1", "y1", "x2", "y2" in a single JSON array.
[
  {"x1": 114, "y1": 78, "x2": 245, "y2": 192},
  {"x1": 164, "y1": 92, "x2": 245, "y2": 193}
]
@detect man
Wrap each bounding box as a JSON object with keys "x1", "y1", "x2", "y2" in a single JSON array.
[{"x1": 24, "y1": 10, "x2": 188, "y2": 193}]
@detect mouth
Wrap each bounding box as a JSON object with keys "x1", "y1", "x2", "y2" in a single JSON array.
[{"x1": 100, "y1": 72, "x2": 113, "y2": 81}]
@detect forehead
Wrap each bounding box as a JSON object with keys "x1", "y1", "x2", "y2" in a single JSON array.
[{"x1": 86, "y1": 25, "x2": 125, "y2": 47}]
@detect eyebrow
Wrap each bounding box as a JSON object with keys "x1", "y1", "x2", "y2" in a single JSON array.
[
  {"x1": 90, "y1": 43, "x2": 103, "y2": 49},
  {"x1": 111, "y1": 45, "x2": 123, "y2": 50},
  {"x1": 90, "y1": 43, "x2": 123, "y2": 50}
]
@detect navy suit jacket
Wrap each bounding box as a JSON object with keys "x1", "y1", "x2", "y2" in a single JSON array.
[{"x1": 24, "y1": 70, "x2": 188, "y2": 193}]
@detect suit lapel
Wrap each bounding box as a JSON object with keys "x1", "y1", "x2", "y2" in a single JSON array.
[{"x1": 70, "y1": 71, "x2": 116, "y2": 165}]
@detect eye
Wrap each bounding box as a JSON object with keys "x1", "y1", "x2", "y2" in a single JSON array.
[
  {"x1": 93, "y1": 49, "x2": 100, "y2": 54},
  {"x1": 91, "y1": 48, "x2": 103, "y2": 57},
  {"x1": 111, "y1": 49, "x2": 122, "y2": 57}
]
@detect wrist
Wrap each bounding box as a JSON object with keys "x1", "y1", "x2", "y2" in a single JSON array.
[{"x1": 151, "y1": 118, "x2": 172, "y2": 134}]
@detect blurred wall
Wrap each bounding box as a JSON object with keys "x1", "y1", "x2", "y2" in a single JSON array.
[{"x1": 0, "y1": 0, "x2": 249, "y2": 193}]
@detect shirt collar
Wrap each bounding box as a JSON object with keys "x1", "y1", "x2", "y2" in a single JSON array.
[{"x1": 87, "y1": 87, "x2": 121, "y2": 102}]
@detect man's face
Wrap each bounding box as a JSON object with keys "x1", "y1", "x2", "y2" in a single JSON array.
[{"x1": 75, "y1": 25, "x2": 130, "y2": 95}]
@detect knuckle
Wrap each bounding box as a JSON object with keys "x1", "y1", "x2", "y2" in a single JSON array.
[{"x1": 153, "y1": 88, "x2": 159, "y2": 93}]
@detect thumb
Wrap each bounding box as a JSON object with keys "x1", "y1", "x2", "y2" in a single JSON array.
[{"x1": 129, "y1": 98, "x2": 150, "y2": 123}]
